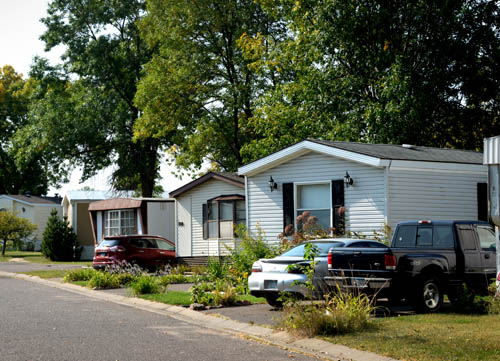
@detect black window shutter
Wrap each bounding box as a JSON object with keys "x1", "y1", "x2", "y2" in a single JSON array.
[
  {"x1": 477, "y1": 182, "x2": 488, "y2": 222},
  {"x1": 332, "y1": 180, "x2": 345, "y2": 233},
  {"x1": 202, "y1": 203, "x2": 208, "y2": 240},
  {"x1": 283, "y1": 183, "x2": 294, "y2": 231}
]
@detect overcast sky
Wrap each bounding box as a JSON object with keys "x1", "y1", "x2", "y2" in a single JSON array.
[{"x1": 0, "y1": 1, "x2": 191, "y2": 196}]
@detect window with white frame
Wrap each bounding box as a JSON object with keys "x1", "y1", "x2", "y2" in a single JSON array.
[
  {"x1": 203, "y1": 196, "x2": 245, "y2": 239},
  {"x1": 296, "y1": 183, "x2": 331, "y2": 230},
  {"x1": 104, "y1": 209, "x2": 135, "y2": 236}
]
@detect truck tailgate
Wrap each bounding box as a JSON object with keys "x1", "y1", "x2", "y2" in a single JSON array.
[{"x1": 328, "y1": 247, "x2": 393, "y2": 277}]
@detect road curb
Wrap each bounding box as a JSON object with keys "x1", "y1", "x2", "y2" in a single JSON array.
[{"x1": 0, "y1": 271, "x2": 398, "y2": 361}]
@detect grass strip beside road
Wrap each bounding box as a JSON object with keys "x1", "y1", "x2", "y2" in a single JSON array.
[
  {"x1": 22, "y1": 270, "x2": 69, "y2": 279},
  {"x1": 325, "y1": 313, "x2": 500, "y2": 361},
  {"x1": 1, "y1": 251, "x2": 92, "y2": 266},
  {"x1": 140, "y1": 292, "x2": 266, "y2": 306}
]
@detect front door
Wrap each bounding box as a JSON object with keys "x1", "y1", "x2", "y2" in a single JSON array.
[{"x1": 177, "y1": 196, "x2": 192, "y2": 257}]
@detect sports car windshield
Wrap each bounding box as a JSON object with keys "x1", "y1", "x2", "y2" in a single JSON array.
[{"x1": 280, "y1": 241, "x2": 344, "y2": 257}]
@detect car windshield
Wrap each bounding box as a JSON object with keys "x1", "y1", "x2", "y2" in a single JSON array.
[
  {"x1": 280, "y1": 241, "x2": 344, "y2": 257},
  {"x1": 98, "y1": 239, "x2": 121, "y2": 247}
]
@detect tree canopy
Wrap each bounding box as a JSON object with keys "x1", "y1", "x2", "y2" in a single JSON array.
[
  {"x1": 0, "y1": 209, "x2": 37, "y2": 256},
  {"x1": 240, "y1": 0, "x2": 500, "y2": 159},
  {"x1": 15, "y1": 0, "x2": 161, "y2": 196},
  {"x1": 0, "y1": 65, "x2": 50, "y2": 195},
  {"x1": 134, "y1": 0, "x2": 284, "y2": 174}
]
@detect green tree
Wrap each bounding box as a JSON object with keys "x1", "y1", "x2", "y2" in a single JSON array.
[
  {"x1": 0, "y1": 210, "x2": 37, "y2": 256},
  {"x1": 41, "y1": 209, "x2": 77, "y2": 261},
  {"x1": 0, "y1": 65, "x2": 50, "y2": 195},
  {"x1": 16, "y1": 0, "x2": 160, "y2": 196},
  {"x1": 242, "y1": 0, "x2": 500, "y2": 159},
  {"x1": 134, "y1": 0, "x2": 284, "y2": 174}
]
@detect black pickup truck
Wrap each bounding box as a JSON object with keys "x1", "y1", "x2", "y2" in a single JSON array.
[{"x1": 325, "y1": 220, "x2": 497, "y2": 312}]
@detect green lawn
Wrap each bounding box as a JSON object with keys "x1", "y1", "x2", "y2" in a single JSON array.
[
  {"x1": 22, "y1": 270, "x2": 70, "y2": 279},
  {"x1": 324, "y1": 313, "x2": 500, "y2": 361},
  {"x1": 0, "y1": 251, "x2": 92, "y2": 266},
  {"x1": 140, "y1": 292, "x2": 266, "y2": 306}
]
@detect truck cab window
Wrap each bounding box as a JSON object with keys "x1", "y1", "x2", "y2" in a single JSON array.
[
  {"x1": 477, "y1": 226, "x2": 496, "y2": 251},
  {"x1": 416, "y1": 227, "x2": 433, "y2": 247},
  {"x1": 433, "y1": 226, "x2": 454, "y2": 248},
  {"x1": 394, "y1": 225, "x2": 417, "y2": 247}
]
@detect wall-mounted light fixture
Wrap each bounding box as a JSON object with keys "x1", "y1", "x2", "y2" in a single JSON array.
[
  {"x1": 344, "y1": 171, "x2": 354, "y2": 188},
  {"x1": 268, "y1": 176, "x2": 278, "y2": 192}
]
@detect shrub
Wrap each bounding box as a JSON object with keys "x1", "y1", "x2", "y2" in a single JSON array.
[
  {"x1": 191, "y1": 265, "x2": 206, "y2": 276},
  {"x1": 63, "y1": 268, "x2": 98, "y2": 282},
  {"x1": 206, "y1": 257, "x2": 229, "y2": 280},
  {"x1": 226, "y1": 224, "x2": 278, "y2": 292},
  {"x1": 129, "y1": 275, "x2": 163, "y2": 295},
  {"x1": 190, "y1": 282, "x2": 214, "y2": 305},
  {"x1": 213, "y1": 280, "x2": 237, "y2": 306},
  {"x1": 160, "y1": 274, "x2": 190, "y2": 285},
  {"x1": 170, "y1": 264, "x2": 190, "y2": 275},
  {"x1": 450, "y1": 284, "x2": 489, "y2": 314},
  {"x1": 88, "y1": 271, "x2": 120, "y2": 289},
  {"x1": 279, "y1": 290, "x2": 376, "y2": 337},
  {"x1": 116, "y1": 272, "x2": 137, "y2": 286},
  {"x1": 323, "y1": 290, "x2": 375, "y2": 334},
  {"x1": 41, "y1": 209, "x2": 77, "y2": 261}
]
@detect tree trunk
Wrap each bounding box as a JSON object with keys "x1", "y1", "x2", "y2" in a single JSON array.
[{"x1": 1, "y1": 239, "x2": 6, "y2": 256}]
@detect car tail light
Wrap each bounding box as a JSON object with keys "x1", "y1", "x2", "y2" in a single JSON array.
[
  {"x1": 251, "y1": 262, "x2": 262, "y2": 273},
  {"x1": 327, "y1": 252, "x2": 333, "y2": 270},
  {"x1": 418, "y1": 220, "x2": 432, "y2": 224},
  {"x1": 109, "y1": 246, "x2": 126, "y2": 252},
  {"x1": 384, "y1": 254, "x2": 396, "y2": 270}
]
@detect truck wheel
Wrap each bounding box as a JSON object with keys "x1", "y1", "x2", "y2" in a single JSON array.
[
  {"x1": 414, "y1": 278, "x2": 443, "y2": 313},
  {"x1": 265, "y1": 294, "x2": 283, "y2": 308}
]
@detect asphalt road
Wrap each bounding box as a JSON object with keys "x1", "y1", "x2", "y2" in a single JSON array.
[{"x1": 0, "y1": 277, "x2": 318, "y2": 361}]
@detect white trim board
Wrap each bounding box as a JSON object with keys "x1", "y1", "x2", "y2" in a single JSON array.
[{"x1": 238, "y1": 140, "x2": 385, "y2": 176}]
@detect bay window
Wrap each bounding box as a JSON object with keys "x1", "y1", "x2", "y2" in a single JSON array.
[
  {"x1": 203, "y1": 196, "x2": 245, "y2": 239},
  {"x1": 104, "y1": 209, "x2": 135, "y2": 236}
]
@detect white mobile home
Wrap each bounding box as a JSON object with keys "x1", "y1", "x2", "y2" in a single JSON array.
[
  {"x1": 238, "y1": 139, "x2": 487, "y2": 243},
  {"x1": 169, "y1": 172, "x2": 245, "y2": 264}
]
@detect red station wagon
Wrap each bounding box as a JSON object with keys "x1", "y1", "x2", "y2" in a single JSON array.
[{"x1": 93, "y1": 235, "x2": 176, "y2": 270}]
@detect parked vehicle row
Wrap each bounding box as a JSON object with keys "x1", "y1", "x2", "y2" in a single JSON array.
[
  {"x1": 325, "y1": 220, "x2": 497, "y2": 312},
  {"x1": 93, "y1": 235, "x2": 176, "y2": 270},
  {"x1": 248, "y1": 238, "x2": 388, "y2": 307}
]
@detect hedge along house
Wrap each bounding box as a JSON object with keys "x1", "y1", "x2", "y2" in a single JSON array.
[
  {"x1": 87, "y1": 198, "x2": 176, "y2": 246},
  {"x1": 237, "y1": 139, "x2": 487, "y2": 243},
  {"x1": 0, "y1": 194, "x2": 62, "y2": 250},
  {"x1": 169, "y1": 172, "x2": 245, "y2": 264}
]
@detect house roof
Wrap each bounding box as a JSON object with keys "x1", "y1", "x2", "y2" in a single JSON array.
[
  {"x1": 169, "y1": 172, "x2": 244, "y2": 198},
  {"x1": 88, "y1": 197, "x2": 174, "y2": 212},
  {"x1": 63, "y1": 190, "x2": 115, "y2": 202},
  {"x1": 311, "y1": 139, "x2": 482, "y2": 164},
  {"x1": 238, "y1": 139, "x2": 483, "y2": 176},
  {"x1": 0, "y1": 194, "x2": 62, "y2": 206}
]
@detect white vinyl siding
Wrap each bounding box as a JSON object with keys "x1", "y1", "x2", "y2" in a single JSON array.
[
  {"x1": 246, "y1": 151, "x2": 386, "y2": 244},
  {"x1": 175, "y1": 178, "x2": 245, "y2": 257},
  {"x1": 388, "y1": 167, "x2": 488, "y2": 230}
]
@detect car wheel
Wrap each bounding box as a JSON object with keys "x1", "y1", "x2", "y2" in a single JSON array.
[
  {"x1": 265, "y1": 294, "x2": 283, "y2": 308},
  {"x1": 414, "y1": 277, "x2": 443, "y2": 313}
]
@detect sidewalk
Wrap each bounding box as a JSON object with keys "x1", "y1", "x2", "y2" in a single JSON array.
[{"x1": 0, "y1": 268, "x2": 398, "y2": 361}]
